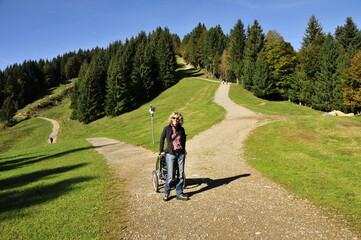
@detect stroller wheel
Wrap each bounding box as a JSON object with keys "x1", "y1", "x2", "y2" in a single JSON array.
[{"x1": 152, "y1": 170, "x2": 159, "y2": 192}]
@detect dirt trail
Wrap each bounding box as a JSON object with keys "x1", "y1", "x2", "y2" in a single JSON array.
[
  {"x1": 87, "y1": 82, "x2": 358, "y2": 240},
  {"x1": 37, "y1": 116, "x2": 59, "y2": 143}
]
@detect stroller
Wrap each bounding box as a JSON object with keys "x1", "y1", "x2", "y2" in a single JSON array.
[{"x1": 152, "y1": 154, "x2": 186, "y2": 192}]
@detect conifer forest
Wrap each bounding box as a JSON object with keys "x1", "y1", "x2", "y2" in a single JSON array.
[{"x1": 1, "y1": 16, "x2": 360, "y2": 124}]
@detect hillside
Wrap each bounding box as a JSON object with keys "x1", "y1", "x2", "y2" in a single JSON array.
[
  {"x1": 0, "y1": 61, "x2": 360, "y2": 239},
  {"x1": 0, "y1": 63, "x2": 225, "y2": 239},
  {"x1": 14, "y1": 79, "x2": 75, "y2": 121}
]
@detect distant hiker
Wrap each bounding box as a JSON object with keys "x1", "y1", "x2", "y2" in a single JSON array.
[
  {"x1": 50, "y1": 137, "x2": 53, "y2": 144},
  {"x1": 159, "y1": 111, "x2": 188, "y2": 201}
]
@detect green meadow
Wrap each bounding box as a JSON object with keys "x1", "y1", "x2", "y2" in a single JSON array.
[
  {"x1": 229, "y1": 83, "x2": 321, "y2": 116},
  {"x1": 230, "y1": 83, "x2": 361, "y2": 232},
  {"x1": 1, "y1": 63, "x2": 360, "y2": 238},
  {"x1": 0, "y1": 65, "x2": 224, "y2": 239}
]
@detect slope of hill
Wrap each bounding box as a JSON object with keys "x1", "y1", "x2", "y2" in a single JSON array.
[
  {"x1": 1, "y1": 60, "x2": 360, "y2": 238},
  {"x1": 0, "y1": 62, "x2": 225, "y2": 239},
  {"x1": 14, "y1": 79, "x2": 75, "y2": 121}
]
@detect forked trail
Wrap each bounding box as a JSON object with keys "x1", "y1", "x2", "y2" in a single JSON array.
[{"x1": 87, "y1": 80, "x2": 358, "y2": 239}]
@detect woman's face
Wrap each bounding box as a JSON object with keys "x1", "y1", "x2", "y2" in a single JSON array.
[{"x1": 171, "y1": 114, "x2": 180, "y2": 126}]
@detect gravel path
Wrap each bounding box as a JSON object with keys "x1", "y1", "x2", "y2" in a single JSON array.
[
  {"x1": 87, "y1": 82, "x2": 359, "y2": 240},
  {"x1": 37, "y1": 116, "x2": 60, "y2": 143}
]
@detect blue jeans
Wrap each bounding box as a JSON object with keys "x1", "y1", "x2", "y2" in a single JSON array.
[{"x1": 164, "y1": 153, "x2": 185, "y2": 196}]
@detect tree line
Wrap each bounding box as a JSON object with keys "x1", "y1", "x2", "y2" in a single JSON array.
[
  {"x1": 0, "y1": 48, "x2": 99, "y2": 123},
  {"x1": 1, "y1": 16, "x2": 360, "y2": 125},
  {"x1": 70, "y1": 27, "x2": 178, "y2": 123},
  {"x1": 0, "y1": 27, "x2": 179, "y2": 124},
  {"x1": 181, "y1": 16, "x2": 361, "y2": 113}
]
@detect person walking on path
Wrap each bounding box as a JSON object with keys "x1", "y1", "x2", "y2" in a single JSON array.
[
  {"x1": 159, "y1": 111, "x2": 188, "y2": 201},
  {"x1": 37, "y1": 117, "x2": 60, "y2": 143}
]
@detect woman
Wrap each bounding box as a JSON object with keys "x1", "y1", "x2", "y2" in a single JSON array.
[{"x1": 159, "y1": 111, "x2": 188, "y2": 201}]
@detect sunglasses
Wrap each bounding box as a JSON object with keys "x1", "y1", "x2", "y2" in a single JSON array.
[{"x1": 172, "y1": 117, "x2": 180, "y2": 120}]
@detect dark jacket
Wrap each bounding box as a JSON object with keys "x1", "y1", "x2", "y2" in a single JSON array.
[{"x1": 159, "y1": 124, "x2": 186, "y2": 154}]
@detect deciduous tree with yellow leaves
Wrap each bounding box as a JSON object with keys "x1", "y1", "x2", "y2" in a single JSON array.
[{"x1": 343, "y1": 50, "x2": 361, "y2": 110}]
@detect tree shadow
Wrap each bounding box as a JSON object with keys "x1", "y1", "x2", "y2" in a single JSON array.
[
  {"x1": 176, "y1": 66, "x2": 203, "y2": 79},
  {"x1": 185, "y1": 174, "x2": 251, "y2": 197},
  {"x1": 0, "y1": 155, "x2": 47, "y2": 170},
  {"x1": 0, "y1": 153, "x2": 33, "y2": 161},
  {"x1": 0, "y1": 143, "x2": 100, "y2": 220},
  {"x1": 92, "y1": 142, "x2": 119, "y2": 148},
  {"x1": 0, "y1": 146, "x2": 94, "y2": 172},
  {"x1": 0, "y1": 176, "x2": 96, "y2": 219},
  {"x1": 0, "y1": 163, "x2": 88, "y2": 191}
]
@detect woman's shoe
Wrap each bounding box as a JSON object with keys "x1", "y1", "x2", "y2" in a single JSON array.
[
  {"x1": 176, "y1": 193, "x2": 188, "y2": 200},
  {"x1": 163, "y1": 194, "x2": 169, "y2": 202}
]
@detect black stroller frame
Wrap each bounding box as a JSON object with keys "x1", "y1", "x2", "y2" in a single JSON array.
[{"x1": 152, "y1": 154, "x2": 186, "y2": 192}]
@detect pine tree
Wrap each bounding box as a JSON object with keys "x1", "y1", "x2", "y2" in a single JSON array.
[
  {"x1": 294, "y1": 15, "x2": 325, "y2": 106},
  {"x1": 131, "y1": 32, "x2": 157, "y2": 104},
  {"x1": 252, "y1": 53, "x2": 272, "y2": 98},
  {"x1": 130, "y1": 32, "x2": 147, "y2": 105},
  {"x1": 144, "y1": 43, "x2": 159, "y2": 97},
  {"x1": 289, "y1": 65, "x2": 305, "y2": 103},
  {"x1": 70, "y1": 62, "x2": 88, "y2": 120},
  {"x1": 154, "y1": 27, "x2": 177, "y2": 89},
  {"x1": 43, "y1": 60, "x2": 58, "y2": 88},
  {"x1": 301, "y1": 15, "x2": 325, "y2": 48},
  {"x1": 73, "y1": 51, "x2": 108, "y2": 123},
  {"x1": 313, "y1": 34, "x2": 343, "y2": 111},
  {"x1": 8, "y1": 65, "x2": 25, "y2": 109},
  {"x1": 185, "y1": 23, "x2": 207, "y2": 69},
  {"x1": 0, "y1": 70, "x2": 3, "y2": 106},
  {"x1": 20, "y1": 60, "x2": 45, "y2": 103},
  {"x1": 105, "y1": 39, "x2": 136, "y2": 116},
  {"x1": 60, "y1": 57, "x2": 66, "y2": 81},
  {"x1": 104, "y1": 56, "x2": 121, "y2": 117},
  {"x1": 335, "y1": 17, "x2": 361, "y2": 112},
  {"x1": 242, "y1": 20, "x2": 265, "y2": 90},
  {"x1": 262, "y1": 30, "x2": 296, "y2": 99},
  {"x1": 203, "y1": 25, "x2": 226, "y2": 78},
  {"x1": 228, "y1": 19, "x2": 246, "y2": 83},
  {"x1": 107, "y1": 40, "x2": 122, "y2": 60},
  {"x1": 335, "y1": 17, "x2": 361, "y2": 53},
  {"x1": 0, "y1": 96, "x2": 18, "y2": 123},
  {"x1": 64, "y1": 55, "x2": 81, "y2": 79},
  {"x1": 172, "y1": 34, "x2": 182, "y2": 56},
  {"x1": 181, "y1": 33, "x2": 191, "y2": 60}
]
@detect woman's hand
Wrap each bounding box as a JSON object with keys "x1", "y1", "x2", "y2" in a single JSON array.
[{"x1": 160, "y1": 152, "x2": 166, "y2": 156}]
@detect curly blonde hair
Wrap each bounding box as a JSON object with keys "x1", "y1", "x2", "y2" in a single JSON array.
[{"x1": 167, "y1": 111, "x2": 184, "y2": 125}]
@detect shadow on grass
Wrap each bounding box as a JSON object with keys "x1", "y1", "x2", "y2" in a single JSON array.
[
  {"x1": 0, "y1": 176, "x2": 96, "y2": 219},
  {"x1": 0, "y1": 153, "x2": 33, "y2": 161},
  {"x1": 0, "y1": 144, "x2": 99, "y2": 220},
  {"x1": 0, "y1": 146, "x2": 94, "y2": 171},
  {"x1": 176, "y1": 66, "x2": 203, "y2": 79},
  {"x1": 185, "y1": 174, "x2": 251, "y2": 197},
  {"x1": 0, "y1": 163, "x2": 88, "y2": 191},
  {"x1": 93, "y1": 142, "x2": 119, "y2": 148}
]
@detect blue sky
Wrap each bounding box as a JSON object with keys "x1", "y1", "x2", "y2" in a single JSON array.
[{"x1": 0, "y1": 0, "x2": 360, "y2": 71}]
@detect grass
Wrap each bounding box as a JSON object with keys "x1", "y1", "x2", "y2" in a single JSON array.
[
  {"x1": 15, "y1": 79, "x2": 75, "y2": 121},
  {"x1": 229, "y1": 83, "x2": 321, "y2": 116},
  {"x1": 2, "y1": 62, "x2": 360, "y2": 237},
  {"x1": 230, "y1": 83, "x2": 361, "y2": 232},
  {"x1": 0, "y1": 118, "x2": 111, "y2": 239},
  {"x1": 87, "y1": 77, "x2": 224, "y2": 153},
  {"x1": 52, "y1": 67, "x2": 224, "y2": 153},
  {"x1": 0, "y1": 63, "x2": 225, "y2": 239}
]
